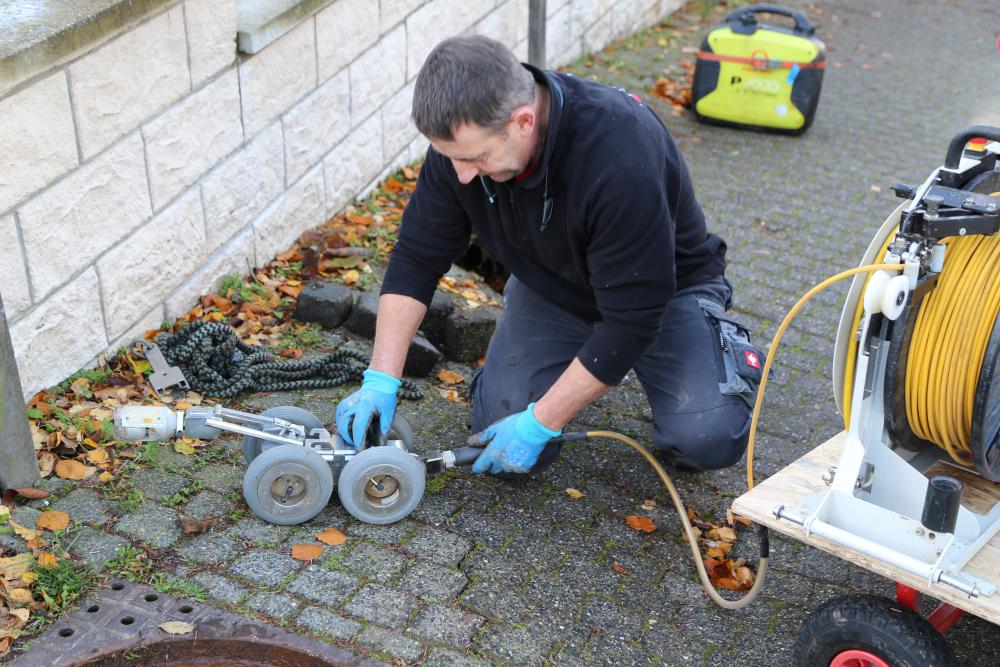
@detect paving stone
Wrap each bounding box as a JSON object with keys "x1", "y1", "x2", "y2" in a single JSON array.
[
  {"x1": 444, "y1": 306, "x2": 499, "y2": 362},
  {"x1": 404, "y1": 332, "x2": 442, "y2": 377},
  {"x1": 196, "y1": 463, "x2": 245, "y2": 492},
  {"x1": 52, "y1": 489, "x2": 111, "y2": 525},
  {"x1": 459, "y1": 546, "x2": 525, "y2": 582},
  {"x1": 114, "y1": 504, "x2": 182, "y2": 548},
  {"x1": 286, "y1": 564, "x2": 359, "y2": 606},
  {"x1": 182, "y1": 491, "x2": 233, "y2": 520},
  {"x1": 420, "y1": 291, "x2": 455, "y2": 349},
  {"x1": 35, "y1": 477, "x2": 74, "y2": 496},
  {"x1": 584, "y1": 633, "x2": 657, "y2": 666},
  {"x1": 346, "y1": 519, "x2": 414, "y2": 545},
  {"x1": 475, "y1": 623, "x2": 552, "y2": 667},
  {"x1": 402, "y1": 525, "x2": 473, "y2": 566},
  {"x1": 344, "y1": 583, "x2": 419, "y2": 628},
  {"x1": 408, "y1": 603, "x2": 484, "y2": 646},
  {"x1": 10, "y1": 506, "x2": 41, "y2": 529},
  {"x1": 422, "y1": 647, "x2": 491, "y2": 667},
  {"x1": 397, "y1": 559, "x2": 468, "y2": 603},
  {"x1": 68, "y1": 526, "x2": 130, "y2": 569},
  {"x1": 248, "y1": 592, "x2": 301, "y2": 620},
  {"x1": 294, "y1": 280, "x2": 354, "y2": 328},
  {"x1": 580, "y1": 594, "x2": 646, "y2": 643},
  {"x1": 177, "y1": 531, "x2": 244, "y2": 566},
  {"x1": 356, "y1": 625, "x2": 425, "y2": 663},
  {"x1": 131, "y1": 468, "x2": 189, "y2": 501},
  {"x1": 345, "y1": 291, "x2": 378, "y2": 339},
  {"x1": 340, "y1": 542, "x2": 408, "y2": 582},
  {"x1": 521, "y1": 574, "x2": 586, "y2": 622},
  {"x1": 459, "y1": 579, "x2": 533, "y2": 624},
  {"x1": 229, "y1": 549, "x2": 301, "y2": 587},
  {"x1": 296, "y1": 606, "x2": 362, "y2": 639},
  {"x1": 445, "y1": 512, "x2": 509, "y2": 551},
  {"x1": 409, "y1": 493, "x2": 461, "y2": 527},
  {"x1": 191, "y1": 573, "x2": 248, "y2": 605},
  {"x1": 227, "y1": 517, "x2": 295, "y2": 545}
]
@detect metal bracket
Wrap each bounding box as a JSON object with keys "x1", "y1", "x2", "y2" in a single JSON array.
[{"x1": 141, "y1": 342, "x2": 189, "y2": 393}]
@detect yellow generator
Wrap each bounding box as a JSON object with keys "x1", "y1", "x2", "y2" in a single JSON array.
[{"x1": 692, "y1": 4, "x2": 825, "y2": 134}]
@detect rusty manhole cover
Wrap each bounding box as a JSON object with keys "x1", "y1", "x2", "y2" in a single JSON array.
[{"x1": 12, "y1": 580, "x2": 379, "y2": 666}]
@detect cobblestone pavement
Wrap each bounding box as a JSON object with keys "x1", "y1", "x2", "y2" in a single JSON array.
[{"x1": 24, "y1": 1, "x2": 1000, "y2": 665}]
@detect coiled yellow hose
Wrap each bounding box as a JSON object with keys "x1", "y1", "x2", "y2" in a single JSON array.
[{"x1": 840, "y1": 192, "x2": 1000, "y2": 468}]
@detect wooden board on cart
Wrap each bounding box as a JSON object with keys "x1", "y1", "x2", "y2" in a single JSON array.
[{"x1": 731, "y1": 431, "x2": 1000, "y2": 624}]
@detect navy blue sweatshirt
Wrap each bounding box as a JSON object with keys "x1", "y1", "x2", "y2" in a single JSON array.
[{"x1": 382, "y1": 65, "x2": 727, "y2": 385}]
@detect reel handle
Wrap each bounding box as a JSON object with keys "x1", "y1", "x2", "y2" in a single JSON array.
[
  {"x1": 726, "y1": 4, "x2": 815, "y2": 35},
  {"x1": 945, "y1": 124, "x2": 1000, "y2": 169}
]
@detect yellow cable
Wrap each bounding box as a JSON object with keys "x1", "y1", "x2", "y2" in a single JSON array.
[
  {"x1": 746, "y1": 264, "x2": 905, "y2": 490},
  {"x1": 838, "y1": 191, "x2": 1000, "y2": 468},
  {"x1": 585, "y1": 430, "x2": 768, "y2": 609}
]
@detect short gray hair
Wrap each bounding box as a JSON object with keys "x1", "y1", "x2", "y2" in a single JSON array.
[{"x1": 412, "y1": 35, "x2": 535, "y2": 141}]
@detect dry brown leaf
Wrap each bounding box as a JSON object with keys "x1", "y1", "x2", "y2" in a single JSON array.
[
  {"x1": 316, "y1": 527, "x2": 348, "y2": 546},
  {"x1": 0, "y1": 553, "x2": 34, "y2": 579},
  {"x1": 291, "y1": 543, "x2": 325, "y2": 561},
  {"x1": 641, "y1": 499, "x2": 656, "y2": 511},
  {"x1": 10, "y1": 488, "x2": 49, "y2": 501},
  {"x1": 611, "y1": 561, "x2": 626, "y2": 575},
  {"x1": 564, "y1": 488, "x2": 584, "y2": 499},
  {"x1": 177, "y1": 513, "x2": 220, "y2": 536},
  {"x1": 436, "y1": 369, "x2": 465, "y2": 385},
  {"x1": 7, "y1": 589, "x2": 32, "y2": 606},
  {"x1": 8, "y1": 520, "x2": 38, "y2": 541},
  {"x1": 36, "y1": 511, "x2": 69, "y2": 532},
  {"x1": 9, "y1": 609, "x2": 28, "y2": 623},
  {"x1": 37, "y1": 552, "x2": 58, "y2": 568},
  {"x1": 160, "y1": 621, "x2": 196, "y2": 635},
  {"x1": 86, "y1": 448, "x2": 108, "y2": 464},
  {"x1": 625, "y1": 515, "x2": 657, "y2": 533},
  {"x1": 715, "y1": 526, "x2": 737, "y2": 542},
  {"x1": 54, "y1": 459, "x2": 95, "y2": 480}
]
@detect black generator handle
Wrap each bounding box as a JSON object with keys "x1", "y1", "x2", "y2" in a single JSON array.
[
  {"x1": 945, "y1": 125, "x2": 1000, "y2": 169},
  {"x1": 727, "y1": 4, "x2": 815, "y2": 35}
]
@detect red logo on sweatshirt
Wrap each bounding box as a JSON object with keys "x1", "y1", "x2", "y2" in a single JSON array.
[{"x1": 744, "y1": 351, "x2": 761, "y2": 369}]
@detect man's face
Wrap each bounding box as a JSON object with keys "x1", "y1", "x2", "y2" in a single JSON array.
[{"x1": 431, "y1": 116, "x2": 536, "y2": 185}]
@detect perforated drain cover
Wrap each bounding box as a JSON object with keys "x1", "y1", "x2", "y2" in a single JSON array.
[{"x1": 12, "y1": 580, "x2": 378, "y2": 666}]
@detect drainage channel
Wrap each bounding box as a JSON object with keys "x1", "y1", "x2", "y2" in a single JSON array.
[{"x1": 12, "y1": 580, "x2": 381, "y2": 666}]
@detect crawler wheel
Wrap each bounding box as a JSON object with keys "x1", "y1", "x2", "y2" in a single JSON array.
[
  {"x1": 793, "y1": 594, "x2": 958, "y2": 667},
  {"x1": 243, "y1": 444, "x2": 334, "y2": 525},
  {"x1": 338, "y1": 446, "x2": 425, "y2": 525},
  {"x1": 243, "y1": 406, "x2": 324, "y2": 464},
  {"x1": 385, "y1": 414, "x2": 415, "y2": 448}
]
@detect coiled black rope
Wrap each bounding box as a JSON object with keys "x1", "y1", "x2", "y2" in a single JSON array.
[{"x1": 153, "y1": 321, "x2": 423, "y2": 401}]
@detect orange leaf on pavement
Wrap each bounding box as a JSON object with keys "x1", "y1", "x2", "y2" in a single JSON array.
[
  {"x1": 291, "y1": 543, "x2": 325, "y2": 561},
  {"x1": 54, "y1": 459, "x2": 95, "y2": 480},
  {"x1": 625, "y1": 515, "x2": 657, "y2": 533},
  {"x1": 316, "y1": 528, "x2": 348, "y2": 546},
  {"x1": 611, "y1": 561, "x2": 626, "y2": 575},
  {"x1": 436, "y1": 369, "x2": 465, "y2": 385},
  {"x1": 36, "y1": 511, "x2": 69, "y2": 532}
]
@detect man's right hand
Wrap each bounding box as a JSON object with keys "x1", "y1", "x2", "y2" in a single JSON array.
[{"x1": 335, "y1": 369, "x2": 401, "y2": 448}]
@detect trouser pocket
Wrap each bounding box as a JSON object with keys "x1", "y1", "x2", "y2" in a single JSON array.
[{"x1": 698, "y1": 298, "x2": 766, "y2": 401}]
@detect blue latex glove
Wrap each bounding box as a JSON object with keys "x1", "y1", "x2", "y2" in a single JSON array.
[
  {"x1": 471, "y1": 403, "x2": 561, "y2": 475},
  {"x1": 335, "y1": 369, "x2": 401, "y2": 448}
]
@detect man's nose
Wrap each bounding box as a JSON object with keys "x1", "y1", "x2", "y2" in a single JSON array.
[{"x1": 452, "y1": 160, "x2": 479, "y2": 184}]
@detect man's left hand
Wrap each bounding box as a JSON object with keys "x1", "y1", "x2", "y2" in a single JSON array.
[{"x1": 471, "y1": 403, "x2": 561, "y2": 474}]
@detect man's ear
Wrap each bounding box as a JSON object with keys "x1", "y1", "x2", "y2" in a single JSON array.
[{"x1": 510, "y1": 105, "x2": 535, "y2": 136}]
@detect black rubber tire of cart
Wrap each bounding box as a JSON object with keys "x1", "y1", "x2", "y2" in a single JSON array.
[{"x1": 793, "y1": 594, "x2": 959, "y2": 667}]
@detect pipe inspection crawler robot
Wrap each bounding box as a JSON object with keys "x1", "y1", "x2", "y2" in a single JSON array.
[{"x1": 114, "y1": 405, "x2": 482, "y2": 525}]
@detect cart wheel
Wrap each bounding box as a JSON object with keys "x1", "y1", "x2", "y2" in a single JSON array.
[
  {"x1": 243, "y1": 444, "x2": 334, "y2": 525},
  {"x1": 337, "y1": 446, "x2": 424, "y2": 525},
  {"x1": 243, "y1": 406, "x2": 324, "y2": 464},
  {"x1": 793, "y1": 594, "x2": 959, "y2": 667}
]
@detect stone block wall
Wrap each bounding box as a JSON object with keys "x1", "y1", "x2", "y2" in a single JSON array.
[{"x1": 2, "y1": 0, "x2": 683, "y2": 399}]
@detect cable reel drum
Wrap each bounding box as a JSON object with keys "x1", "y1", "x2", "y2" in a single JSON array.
[{"x1": 833, "y1": 125, "x2": 1000, "y2": 481}]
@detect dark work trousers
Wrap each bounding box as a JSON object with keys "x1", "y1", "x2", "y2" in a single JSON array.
[{"x1": 469, "y1": 275, "x2": 754, "y2": 471}]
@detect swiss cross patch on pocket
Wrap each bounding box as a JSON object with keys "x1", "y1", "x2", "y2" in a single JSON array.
[{"x1": 744, "y1": 350, "x2": 761, "y2": 369}]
